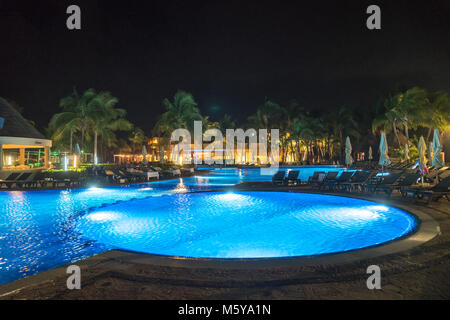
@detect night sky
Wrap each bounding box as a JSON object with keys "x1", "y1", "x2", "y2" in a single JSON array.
[{"x1": 1, "y1": 0, "x2": 449, "y2": 134}]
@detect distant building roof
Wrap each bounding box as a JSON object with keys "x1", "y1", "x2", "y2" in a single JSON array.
[{"x1": 0, "y1": 97, "x2": 47, "y2": 140}]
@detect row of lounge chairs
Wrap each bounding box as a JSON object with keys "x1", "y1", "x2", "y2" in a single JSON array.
[
  {"x1": 271, "y1": 168, "x2": 450, "y2": 204},
  {"x1": 0, "y1": 171, "x2": 85, "y2": 189},
  {"x1": 0, "y1": 164, "x2": 196, "y2": 190},
  {"x1": 272, "y1": 170, "x2": 300, "y2": 185},
  {"x1": 0, "y1": 168, "x2": 159, "y2": 190}
]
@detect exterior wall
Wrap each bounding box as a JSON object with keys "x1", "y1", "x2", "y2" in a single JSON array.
[{"x1": 0, "y1": 136, "x2": 52, "y2": 171}]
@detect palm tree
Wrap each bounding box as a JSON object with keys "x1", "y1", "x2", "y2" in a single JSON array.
[
  {"x1": 129, "y1": 128, "x2": 147, "y2": 154},
  {"x1": 328, "y1": 106, "x2": 360, "y2": 162},
  {"x1": 394, "y1": 87, "x2": 429, "y2": 146},
  {"x1": 281, "y1": 100, "x2": 303, "y2": 162},
  {"x1": 247, "y1": 99, "x2": 284, "y2": 130},
  {"x1": 49, "y1": 88, "x2": 97, "y2": 153},
  {"x1": 372, "y1": 95, "x2": 403, "y2": 148},
  {"x1": 290, "y1": 116, "x2": 316, "y2": 162},
  {"x1": 219, "y1": 114, "x2": 236, "y2": 134},
  {"x1": 90, "y1": 91, "x2": 133, "y2": 164},
  {"x1": 62, "y1": 88, "x2": 99, "y2": 151},
  {"x1": 247, "y1": 99, "x2": 287, "y2": 163},
  {"x1": 422, "y1": 91, "x2": 450, "y2": 140},
  {"x1": 50, "y1": 88, "x2": 133, "y2": 163},
  {"x1": 153, "y1": 90, "x2": 203, "y2": 157},
  {"x1": 153, "y1": 90, "x2": 203, "y2": 136},
  {"x1": 373, "y1": 87, "x2": 432, "y2": 149}
]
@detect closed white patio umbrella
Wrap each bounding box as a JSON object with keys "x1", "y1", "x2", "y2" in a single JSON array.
[
  {"x1": 404, "y1": 144, "x2": 410, "y2": 162},
  {"x1": 378, "y1": 131, "x2": 391, "y2": 171},
  {"x1": 74, "y1": 143, "x2": 81, "y2": 168},
  {"x1": 428, "y1": 142, "x2": 434, "y2": 164},
  {"x1": 142, "y1": 145, "x2": 148, "y2": 164},
  {"x1": 418, "y1": 136, "x2": 427, "y2": 185},
  {"x1": 432, "y1": 129, "x2": 444, "y2": 169},
  {"x1": 345, "y1": 136, "x2": 353, "y2": 167},
  {"x1": 74, "y1": 143, "x2": 81, "y2": 156},
  {"x1": 160, "y1": 146, "x2": 165, "y2": 163}
]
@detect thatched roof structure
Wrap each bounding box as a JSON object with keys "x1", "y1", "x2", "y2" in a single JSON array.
[{"x1": 0, "y1": 97, "x2": 46, "y2": 139}]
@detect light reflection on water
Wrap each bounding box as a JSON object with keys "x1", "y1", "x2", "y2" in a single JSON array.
[{"x1": 0, "y1": 173, "x2": 239, "y2": 284}]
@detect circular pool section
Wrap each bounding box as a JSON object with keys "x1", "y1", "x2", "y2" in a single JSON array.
[{"x1": 76, "y1": 191, "x2": 417, "y2": 259}]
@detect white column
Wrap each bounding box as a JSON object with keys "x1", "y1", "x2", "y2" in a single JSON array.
[
  {"x1": 0, "y1": 144, "x2": 3, "y2": 171},
  {"x1": 19, "y1": 148, "x2": 25, "y2": 166},
  {"x1": 44, "y1": 147, "x2": 50, "y2": 169}
]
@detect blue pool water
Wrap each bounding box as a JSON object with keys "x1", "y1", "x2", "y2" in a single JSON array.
[
  {"x1": 196, "y1": 166, "x2": 348, "y2": 182},
  {"x1": 77, "y1": 191, "x2": 416, "y2": 259},
  {"x1": 0, "y1": 167, "x2": 416, "y2": 285}
]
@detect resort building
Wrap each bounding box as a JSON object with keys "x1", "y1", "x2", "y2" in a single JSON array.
[
  {"x1": 0, "y1": 98, "x2": 52, "y2": 172},
  {"x1": 114, "y1": 141, "x2": 276, "y2": 165}
]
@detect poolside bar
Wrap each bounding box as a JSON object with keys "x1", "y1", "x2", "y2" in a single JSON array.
[{"x1": 0, "y1": 98, "x2": 52, "y2": 172}]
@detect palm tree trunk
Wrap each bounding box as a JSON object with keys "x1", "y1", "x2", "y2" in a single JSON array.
[
  {"x1": 326, "y1": 135, "x2": 331, "y2": 161},
  {"x1": 392, "y1": 120, "x2": 401, "y2": 148},
  {"x1": 426, "y1": 127, "x2": 432, "y2": 142},
  {"x1": 81, "y1": 127, "x2": 85, "y2": 152},
  {"x1": 404, "y1": 122, "x2": 409, "y2": 146},
  {"x1": 93, "y1": 130, "x2": 98, "y2": 164},
  {"x1": 69, "y1": 129, "x2": 73, "y2": 153}
]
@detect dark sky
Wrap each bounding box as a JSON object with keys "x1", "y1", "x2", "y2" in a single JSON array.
[{"x1": 1, "y1": 0, "x2": 449, "y2": 134}]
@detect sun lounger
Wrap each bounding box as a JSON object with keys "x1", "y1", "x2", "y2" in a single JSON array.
[
  {"x1": 145, "y1": 171, "x2": 159, "y2": 180},
  {"x1": 376, "y1": 173, "x2": 421, "y2": 197},
  {"x1": 24, "y1": 172, "x2": 48, "y2": 188},
  {"x1": 307, "y1": 171, "x2": 325, "y2": 184},
  {"x1": 0, "y1": 172, "x2": 22, "y2": 188},
  {"x1": 402, "y1": 176, "x2": 450, "y2": 204},
  {"x1": 114, "y1": 169, "x2": 135, "y2": 183},
  {"x1": 181, "y1": 168, "x2": 195, "y2": 174},
  {"x1": 0, "y1": 172, "x2": 32, "y2": 189},
  {"x1": 272, "y1": 171, "x2": 285, "y2": 185},
  {"x1": 421, "y1": 167, "x2": 449, "y2": 183},
  {"x1": 51, "y1": 171, "x2": 84, "y2": 188},
  {"x1": 340, "y1": 170, "x2": 372, "y2": 192},
  {"x1": 363, "y1": 172, "x2": 402, "y2": 194},
  {"x1": 284, "y1": 170, "x2": 300, "y2": 185},
  {"x1": 317, "y1": 171, "x2": 339, "y2": 189},
  {"x1": 103, "y1": 169, "x2": 124, "y2": 183},
  {"x1": 11, "y1": 172, "x2": 33, "y2": 189},
  {"x1": 326, "y1": 171, "x2": 354, "y2": 191}
]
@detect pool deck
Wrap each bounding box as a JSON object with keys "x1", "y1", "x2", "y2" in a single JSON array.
[{"x1": 0, "y1": 183, "x2": 449, "y2": 300}]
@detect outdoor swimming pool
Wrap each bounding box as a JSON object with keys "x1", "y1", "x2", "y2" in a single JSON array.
[{"x1": 0, "y1": 167, "x2": 416, "y2": 285}]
